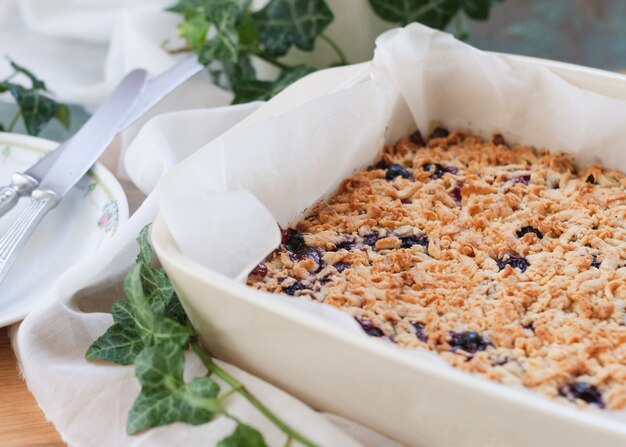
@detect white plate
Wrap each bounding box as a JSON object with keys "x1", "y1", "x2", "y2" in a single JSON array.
[{"x1": 0, "y1": 133, "x2": 128, "y2": 327}]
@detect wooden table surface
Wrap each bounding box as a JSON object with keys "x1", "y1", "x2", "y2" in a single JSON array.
[{"x1": 0, "y1": 327, "x2": 64, "y2": 446}]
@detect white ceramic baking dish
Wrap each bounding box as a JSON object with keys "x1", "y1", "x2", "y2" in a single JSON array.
[{"x1": 152, "y1": 57, "x2": 626, "y2": 447}]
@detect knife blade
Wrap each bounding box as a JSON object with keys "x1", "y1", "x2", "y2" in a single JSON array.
[
  {"x1": 0, "y1": 55, "x2": 203, "y2": 217},
  {"x1": 0, "y1": 69, "x2": 148, "y2": 284}
]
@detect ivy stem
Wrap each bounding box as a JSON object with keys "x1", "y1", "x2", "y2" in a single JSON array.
[
  {"x1": 7, "y1": 110, "x2": 21, "y2": 132},
  {"x1": 283, "y1": 435, "x2": 293, "y2": 447},
  {"x1": 320, "y1": 34, "x2": 347, "y2": 65},
  {"x1": 218, "y1": 385, "x2": 242, "y2": 403},
  {"x1": 0, "y1": 71, "x2": 18, "y2": 84},
  {"x1": 247, "y1": 51, "x2": 290, "y2": 71},
  {"x1": 191, "y1": 340, "x2": 319, "y2": 447}
]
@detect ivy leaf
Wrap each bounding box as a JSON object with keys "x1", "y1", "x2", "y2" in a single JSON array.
[
  {"x1": 253, "y1": 0, "x2": 334, "y2": 57},
  {"x1": 218, "y1": 423, "x2": 268, "y2": 447},
  {"x1": 178, "y1": 12, "x2": 210, "y2": 52},
  {"x1": 232, "y1": 64, "x2": 315, "y2": 103},
  {"x1": 368, "y1": 0, "x2": 460, "y2": 29},
  {"x1": 136, "y1": 226, "x2": 175, "y2": 315},
  {"x1": 85, "y1": 299, "x2": 144, "y2": 365},
  {"x1": 125, "y1": 264, "x2": 191, "y2": 348},
  {"x1": 9, "y1": 85, "x2": 60, "y2": 136},
  {"x1": 461, "y1": 0, "x2": 491, "y2": 19},
  {"x1": 201, "y1": 1, "x2": 241, "y2": 64},
  {"x1": 164, "y1": 295, "x2": 190, "y2": 327},
  {"x1": 127, "y1": 342, "x2": 223, "y2": 434},
  {"x1": 9, "y1": 59, "x2": 47, "y2": 90},
  {"x1": 166, "y1": 0, "x2": 212, "y2": 17},
  {"x1": 237, "y1": 13, "x2": 258, "y2": 51},
  {"x1": 54, "y1": 104, "x2": 71, "y2": 130}
]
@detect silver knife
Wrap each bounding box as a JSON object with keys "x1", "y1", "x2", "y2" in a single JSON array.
[
  {"x1": 0, "y1": 69, "x2": 148, "y2": 285},
  {"x1": 0, "y1": 55, "x2": 203, "y2": 218}
]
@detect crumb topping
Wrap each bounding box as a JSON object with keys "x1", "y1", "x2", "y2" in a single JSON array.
[{"x1": 248, "y1": 129, "x2": 626, "y2": 410}]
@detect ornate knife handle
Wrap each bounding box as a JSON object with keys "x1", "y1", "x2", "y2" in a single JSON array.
[
  {"x1": 0, "y1": 189, "x2": 59, "y2": 284},
  {"x1": 0, "y1": 173, "x2": 39, "y2": 218}
]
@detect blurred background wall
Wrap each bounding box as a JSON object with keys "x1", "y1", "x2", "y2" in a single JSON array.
[{"x1": 467, "y1": 0, "x2": 626, "y2": 70}]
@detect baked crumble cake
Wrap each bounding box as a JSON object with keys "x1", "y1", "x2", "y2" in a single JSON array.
[{"x1": 247, "y1": 128, "x2": 626, "y2": 410}]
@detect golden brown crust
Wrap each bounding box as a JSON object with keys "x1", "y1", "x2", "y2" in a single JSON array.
[{"x1": 248, "y1": 130, "x2": 626, "y2": 410}]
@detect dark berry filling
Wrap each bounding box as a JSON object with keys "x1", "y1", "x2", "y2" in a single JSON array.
[
  {"x1": 512, "y1": 175, "x2": 531, "y2": 185},
  {"x1": 493, "y1": 356, "x2": 509, "y2": 366},
  {"x1": 586, "y1": 174, "x2": 596, "y2": 184},
  {"x1": 282, "y1": 282, "x2": 303, "y2": 296},
  {"x1": 385, "y1": 164, "x2": 413, "y2": 181},
  {"x1": 285, "y1": 230, "x2": 306, "y2": 253},
  {"x1": 423, "y1": 163, "x2": 458, "y2": 180},
  {"x1": 429, "y1": 127, "x2": 449, "y2": 139},
  {"x1": 516, "y1": 225, "x2": 543, "y2": 239},
  {"x1": 409, "y1": 130, "x2": 425, "y2": 146},
  {"x1": 492, "y1": 134, "x2": 506, "y2": 146},
  {"x1": 400, "y1": 235, "x2": 429, "y2": 249},
  {"x1": 335, "y1": 239, "x2": 355, "y2": 251},
  {"x1": 285, "y1": 230, "x2": 320, "y2": 263},
  {"x1": 412, "y1": 322, "x2": 428, "y2": 342},
  {"x1": 250, "y1": 263, "x2": 268, "y2": 277},
  {"x1": 333, "y1": 261, "x2": 350, "y2": 273},
  {"x1": 368, "y1": 159, "x2": 389, "y2": 170},
  {"x1": 590, "y1": 255, "x2": 601, "y2": 269},
  {"x1": 497, "y1": 255, "x2": 530, "y2": 272},
  {"x1": 559, "y1": 382, "x2": 604, "y2": 407},
  {"x1": 355, "y1": 317, "x2": 385, "y2": 337},
  {"x1": 450, "y1": 181, "x2": 463, "y2": 205},
  {"x1": 280, "y1": 226, "x2": 292, "y2": 244},
  {"x1": 449, "y1": 331, "x2": 489, "y2": 354},
  {"x1": 363, "y1": 234, "x2": 378, "y2": 247}
]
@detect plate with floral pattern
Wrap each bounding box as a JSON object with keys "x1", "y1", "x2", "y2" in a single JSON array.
[{"x1": 0, "y1": 132, "x2": 128, "y2": 327}]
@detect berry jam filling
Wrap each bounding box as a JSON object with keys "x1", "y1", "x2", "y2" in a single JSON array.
[
  {"x1": 450, "y1": 181, "x2": 463, "y2": 205},
  {"x1": 497, "y1": 255, "x2": 530, "y2": 272},
  {"x1": 429, "y1": 127, "x2": 449, "y2": 139},
  {"x1": 590, "y1": 255, "x2": 601, "y2": 269},
  {"x1": 516, "y1": 225, "x2": 543, "y2": 239},
  {"x1": 559, "y1": 382, "x2": 604, "y2": 407},
  {"x1": 355, "y1": 317, "x2": 386, "y2": 337},
  {"x1": 385, "y1": 164, "x2": 413, "y2": 181},
  {"x1": 333, "y1": 261, "x2": 350, "y2": 273},
  {"x1": 423, "y1": 163, "x2": 458, "y2": 180},
  {"x1": 492, "y1": 134, "x2": 506, "y2": 146},
  {"x1": 512, "y1": 175, "x2": 531, "y2": 185},
  {"x1": 409, "y1": 130, "x2": 425, "y2": 146},
  {"x1": 280, "y1": 226, "x2": 292, "y2": 244},
  {"x1": 362, "y1": 234, "x2": 379, "y2": 247},
  {"x1": 282, "y1": 282, "x2": 304, "y2": 296},
  {"x1": 285, "y1": 230, "x2": 320, "y2": 263},
  {"x1": 249, "y1": 263, "x2": 268, "y2": 277},
  {"x1": 412, "y1": 322, "x2": 428, "y2": 342},
  {"x1": 400, "y1": 235, "x2": 429, "y2": 249},
  {"x1": 334, "y1": 238, "x2": 355, "y2": 251},
  {"x1": 449, "y1": 331, "x2": 489, "y2": 354},
  {"x1": 586, "y1": 174, "x2": 597, "y2": 184},
  {"x1": 368, "y1": 159, "x2": 389, "y2": 171}
]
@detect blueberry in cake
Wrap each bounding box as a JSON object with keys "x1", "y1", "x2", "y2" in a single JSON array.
[{"x1": 248, "y1": 128, "x2": 626, "y2": 410}]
